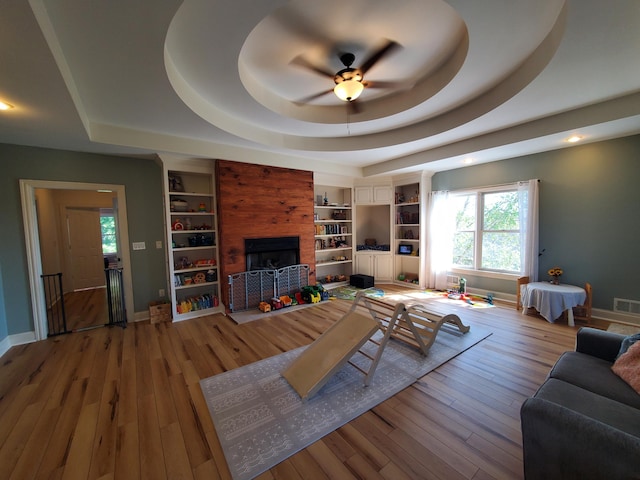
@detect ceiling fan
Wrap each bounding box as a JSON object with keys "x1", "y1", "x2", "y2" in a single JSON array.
[{"x1": 291, "y1": 39, "x2": 403, "y2": 109}]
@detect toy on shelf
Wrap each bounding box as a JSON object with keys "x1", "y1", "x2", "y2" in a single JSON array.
[
  {"x1": 195, "y1": 259, "x2": 216, "y2": 267},
  {"x1": 172, "y1": 218, "x2": 184, "y2": 230},
  {"x1": 176, "y1": 293, "x2": 217, "y2": 314}
]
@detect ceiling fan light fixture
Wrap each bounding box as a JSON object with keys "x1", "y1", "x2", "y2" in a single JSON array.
[{"x1": 334, "y1": 79, "x2": 364, "y2": 102}]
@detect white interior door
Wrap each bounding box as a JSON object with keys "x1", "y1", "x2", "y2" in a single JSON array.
[{"x1": 66, "y1": 208, "x2": 105, "y2": 290}]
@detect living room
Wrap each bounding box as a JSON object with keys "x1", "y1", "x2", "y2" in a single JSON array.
[
  {"x1": 1, "y1": 1, "x2": 640, "y2": 478},
  {"x1": 2, "y1": 135, "x2": 639, "y2": 345}
]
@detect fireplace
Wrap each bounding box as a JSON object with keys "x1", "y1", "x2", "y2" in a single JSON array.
[{"x1": 245, "y1": 236, "x2": 300, "y2": 271}]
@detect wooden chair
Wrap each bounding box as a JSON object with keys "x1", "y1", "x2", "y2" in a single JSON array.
[
  {"x1": 573, "y1": 282, "x2": 592, "y2": 324},
  {"x1": 516, "y1": 276, "x2": 530, "y2": 311}
]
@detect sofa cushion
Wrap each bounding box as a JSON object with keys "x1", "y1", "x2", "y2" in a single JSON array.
[
  {"x1": 616, "y1": 332, "x2": 640, "y2": 359},
  {"x1": 612, "y1": 341, "x2": 640, "y2": 394},
  {"x1": 549, "y1": 351, "x2": 640, "y2": 409},
  {"x1": 534, "y1": 378, "x2": 640, "y2": 438}
]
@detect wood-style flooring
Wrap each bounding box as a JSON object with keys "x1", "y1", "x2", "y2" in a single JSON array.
[
  {"x1": 56, "y1": 288, "x2": 109, "y2": 332},
  {"x1": 0, "y1": 285, "x2": 580, "y2": 480}
]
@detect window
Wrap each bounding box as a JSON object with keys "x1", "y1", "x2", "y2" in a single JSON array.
[
  {"x1": 100, "y1": 213, "x2": 117, "y2": 254},
  {"x1": 451, "y1": 188, "x2": 522, "y2": 274}
]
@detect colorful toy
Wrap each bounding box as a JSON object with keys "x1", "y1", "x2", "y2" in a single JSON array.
[
  {"x1": 172, "y1": 218, "x2": 184, "y2": 230},
  {"x1": 279, "y1": 295, "x2": 292, "y2": 307},
  {"x1": 258, "y1": 301, "x2": 271, "y2": 313}
]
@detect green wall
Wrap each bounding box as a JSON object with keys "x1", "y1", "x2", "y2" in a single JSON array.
[
  {"x1": 0, "y1": 143, "x2": 167, "y2": 337},
  {"x1": 432, "y1": 134, "x2": 640, "y2": 311},
  {"x1": 0, "y1": 264, "x2": 7, "y2": 340}
]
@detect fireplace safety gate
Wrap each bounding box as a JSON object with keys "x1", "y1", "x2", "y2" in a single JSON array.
[{"x1": 228, "y1": 264, "x2": 310, "y2": 312}]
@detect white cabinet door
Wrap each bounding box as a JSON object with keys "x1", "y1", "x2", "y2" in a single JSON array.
[
  {"x1": 354, "y1": 254, "x2": 374, "y2": 276},
  {"x1": 354, "y1": 253, "x2": 392, "y2": 281},
  {"x1": 374, "y1": 254, "x2": 393, "y2": 281},
  {"x1": 355, "y1": 187, "x2": 373, "y2": 204},
  {"x1": 373, "y1": 186, "x2": 392, "y2": 204},
  {"x1": 355, "y1": 185, "x2": 392, "y2": 204}
]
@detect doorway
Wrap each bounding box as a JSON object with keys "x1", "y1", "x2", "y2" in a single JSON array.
[{"x1": 20, "y1": 180, "x2": 134, "y2": 340}]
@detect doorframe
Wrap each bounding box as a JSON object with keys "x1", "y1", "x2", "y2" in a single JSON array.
[{"x1": 20, "y1": 179, "x2": 135, "y2": 340}]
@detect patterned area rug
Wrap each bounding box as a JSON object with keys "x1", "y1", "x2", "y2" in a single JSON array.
[
  {"x1": 387, "y1": 290, "x2": 496, "y2": 309},
  {"x1": 329, "y1": 285, "x2": 385, "y2": 300},
  {"x1": 200, "y1": 325, "x2": 492, "y2": 480},
  {"x1": 607, "y1": 323, "x2": 640, "y2": 335}
]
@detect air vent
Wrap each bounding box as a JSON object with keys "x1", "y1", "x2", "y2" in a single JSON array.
[{"x1": 614, "y1": 298, "x2": 640, "y2": 315}]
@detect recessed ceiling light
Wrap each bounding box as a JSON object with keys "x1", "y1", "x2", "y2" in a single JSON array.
[
  {"x1": 0, "y1": 101, "x2": 14, "y2": 111},
  {"x1": 566, "y1": 135, "x2": 583, "y2": 143}
]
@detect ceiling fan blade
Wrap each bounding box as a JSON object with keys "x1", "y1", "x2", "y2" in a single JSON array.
[
  {"x1": 290, "y1": 55, "x2": 335, "y2": 79},
  {"x1": 294, "y1": 88, "x2": 334, "y2": 105},
  {"x1": 359, "y1": 39, "x2": 400, "y2": 75},
  {"x1": 363, "y1": 80, "x2": 408, "y2": 89}
]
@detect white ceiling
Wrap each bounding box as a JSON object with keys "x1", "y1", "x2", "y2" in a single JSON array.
[{"x1": 1, "y1": 0, "x2": 639, "y2": 178}]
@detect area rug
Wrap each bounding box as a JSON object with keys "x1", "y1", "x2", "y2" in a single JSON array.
[
  {"x1": 607, "y1": 323, "x2": 640, "y2": 335},
  {"x1": 329, "y1": 285, "x2": 385, "y2": 300},
  {"x1": 200, "y1": 324, "x2": 492, "y2": 480},
  {"x1": 388, "y1": 290, "x2": 496, "y2": 309}
]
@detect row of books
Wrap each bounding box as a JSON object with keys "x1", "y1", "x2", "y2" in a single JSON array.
[{"x1": 314, "y1": 224, "x2": 349, "y2": 235}]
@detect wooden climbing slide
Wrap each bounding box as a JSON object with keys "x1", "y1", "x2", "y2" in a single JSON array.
[{"x1": 282, "y1": 291, "x2": 469, "y2": 400}]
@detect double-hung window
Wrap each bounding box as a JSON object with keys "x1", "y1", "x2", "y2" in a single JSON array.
[{"x1": 451, "y1": 187, "x2": 522, "y2": 274}]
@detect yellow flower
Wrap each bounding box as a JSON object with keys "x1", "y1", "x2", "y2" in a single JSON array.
[{"x1": 547, "y1": 267, "x2": 563, "y2": 277}]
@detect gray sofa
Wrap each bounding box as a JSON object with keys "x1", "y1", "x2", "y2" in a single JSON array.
[{"x1": 521, "y1": 327, "x2": 640, "y2": 479}]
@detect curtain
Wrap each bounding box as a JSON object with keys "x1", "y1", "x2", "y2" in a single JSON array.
[
  {"x1": 519, "y1": 179, "x2": 539, "y2": 281},
  {"x1": 426, "y1": 190, "x2": 454, "y2": 289}
]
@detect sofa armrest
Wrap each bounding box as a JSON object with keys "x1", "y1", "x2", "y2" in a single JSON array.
[
  {"x1": 575, "y1": 327, "x2": 624, "y2": 362},
  {"x1": 521, "y1": 397, "x2": 640, "y2": 479}
]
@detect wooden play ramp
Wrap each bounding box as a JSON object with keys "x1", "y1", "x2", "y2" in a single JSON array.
[{"x1": 282, "y1": 291, "x2": 469, "y2": 400}]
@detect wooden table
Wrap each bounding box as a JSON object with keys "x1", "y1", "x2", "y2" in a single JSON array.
[{"x1": 520, "y1": 282, "x2": 586, "y2": 327}]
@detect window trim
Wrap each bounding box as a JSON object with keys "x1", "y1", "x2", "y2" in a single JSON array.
[{"x1": 450, "y1": 183, "x2": 522, "y2": 277}]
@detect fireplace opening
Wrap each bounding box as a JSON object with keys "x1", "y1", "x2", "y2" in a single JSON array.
[{"x1": 245, "y1": 236, "x2": 300, "y2": 271}]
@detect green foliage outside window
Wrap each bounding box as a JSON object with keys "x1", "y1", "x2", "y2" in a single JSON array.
[
  {"x1": 100, "y1": 215, "x2": 117, "y2": 254},
  {"x1": 453, "y1": 195, "x2": 475, "y2": 267},
  {"x1": 452, "y1": 190, "x2": 522, "y2": 273}
]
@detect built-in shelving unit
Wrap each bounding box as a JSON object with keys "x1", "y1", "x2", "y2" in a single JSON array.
[
  {"x1": 314, "y1": 186, "x2": 353, "y2": 288},
  {"x1": 394, "y1": 181, "x2": 423, "y2": 288},
  {"x1": 164, "y1": 168, "x2": 224, "y2": 321},
  {"x1": 353, "y1": 182, "x2": 393, "y2": 283}
]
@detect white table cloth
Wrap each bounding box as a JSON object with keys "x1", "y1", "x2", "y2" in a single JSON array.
[{"x1": 520, "y1": 282, "x2": 586, "y2": 326}]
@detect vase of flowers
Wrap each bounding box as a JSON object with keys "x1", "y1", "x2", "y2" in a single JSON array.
[{"x1": 548, "y1": 266, "x2": 563, "y2": 285}]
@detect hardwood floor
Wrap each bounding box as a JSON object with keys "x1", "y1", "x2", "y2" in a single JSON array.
[
  {"x1": 58, "y1": 288, "x2": 109, "y2": 332},
  {"x1": 0, "y1": 285, "x2": 579, "y2": 479}
]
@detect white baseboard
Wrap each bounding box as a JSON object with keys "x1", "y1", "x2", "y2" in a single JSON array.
[
  {"x1": 0, "y1": 336, "x2": 11, "y2": 358},
  {"x1": 0, "y1": 310, "x2": 149, "y2": 360},
  {"x1": 595, "y1": 308, "x2": 640, "y2": 326},
  {"x1": 133, "y1": 310, "x2": 150, "y2": 323},
  {"x1": 467, "y1": 287, "x2": 634, "y2": 325},
  {"x1": 0, "y1": 330, "x2": 37, "y2": 359}
]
